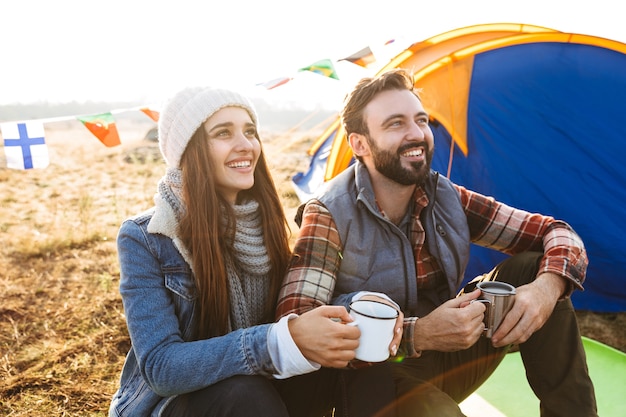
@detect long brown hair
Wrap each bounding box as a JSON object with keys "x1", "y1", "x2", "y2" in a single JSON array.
[{"x1": 177, "y1": 123, "x2": 291, "y2": 339}]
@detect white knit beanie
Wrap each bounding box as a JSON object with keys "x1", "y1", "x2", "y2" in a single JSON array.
[{"x1": 158, "y1": 87, "x2": 258, "y2": 168}]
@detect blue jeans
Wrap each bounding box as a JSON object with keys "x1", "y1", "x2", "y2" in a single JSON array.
[{"x1": 161, "y1": 375, "x2": 288, "y2": 417}]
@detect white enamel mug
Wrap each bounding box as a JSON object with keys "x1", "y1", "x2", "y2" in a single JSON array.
[{"x1": 348, "y1": 300, "x2": 399, "y2": 362}]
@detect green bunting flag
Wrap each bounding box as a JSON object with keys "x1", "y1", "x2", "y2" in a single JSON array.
[{"x1": 298, "y1": 59, "x2": 339, "y2": 80}]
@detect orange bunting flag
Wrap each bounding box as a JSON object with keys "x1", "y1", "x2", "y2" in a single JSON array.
[
  {"x1": 140, "y1": 107, "x2": 160, "y2": 122},
  {"x1": 339, "y1": 46, "x2": 376, "y2": 68},
  {"x1": 77, "y1": 112, "x2": 121, "y2": 147}
]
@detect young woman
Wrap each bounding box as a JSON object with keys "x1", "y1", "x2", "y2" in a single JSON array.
[{"x1": 108, "y1": 87, "x2": 361, "y2": 417}]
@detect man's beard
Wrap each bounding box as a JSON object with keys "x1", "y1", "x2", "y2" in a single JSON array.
[{"x1": 367, "y1": 136, "x2": 433, "y2": 186}]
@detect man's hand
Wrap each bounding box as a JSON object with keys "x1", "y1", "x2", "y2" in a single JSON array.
[
  {"x1": 490, "y1": 273, "x2": 565, "y2": 347},
  {"x1": 288, "y1": 305, "x2": 360, "y2": 368},
  {"x1": 413, "y1": 289, "x2": 485, "y2": 352}
]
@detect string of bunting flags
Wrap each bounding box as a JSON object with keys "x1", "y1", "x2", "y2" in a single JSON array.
[
  {"x1": 0, "y1": 107, "x2": 159, "y2": 170},
  {"x1": 256, "y1": 42, "x2": 389, "y2": 90},
  {"x1": 1, "y1": 40, "x2": 395, "y2": 170}
]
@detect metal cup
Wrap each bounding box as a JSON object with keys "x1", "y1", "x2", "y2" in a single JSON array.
[{"x1": 474, "y1": 281, "x2": 516, "y2": 338}]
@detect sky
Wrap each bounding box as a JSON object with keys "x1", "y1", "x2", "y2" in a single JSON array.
[{"x1": 1, "y1": 0, "x2": 625, "y2": 111}]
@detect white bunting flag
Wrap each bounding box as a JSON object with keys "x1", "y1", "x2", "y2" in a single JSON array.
[{"x1": 1, "y1": 121, "x2": 49, "y2": 169}]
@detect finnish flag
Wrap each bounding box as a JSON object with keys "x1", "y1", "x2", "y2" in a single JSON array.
[{"x1": 1, "y1": 121, "x2": 49, "y2": 169}]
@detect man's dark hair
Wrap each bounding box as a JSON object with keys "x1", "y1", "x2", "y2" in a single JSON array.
[{"x1": 341, "y1": 68, "x2": 419, "y2": 137}]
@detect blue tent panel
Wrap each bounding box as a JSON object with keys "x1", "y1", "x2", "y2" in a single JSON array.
[
  {"x1": 431, "y1": 42, "x2": 626, "y2": 312},
  {"x1": 292, "y1": 129, "x2": 338, "y2": 202}
]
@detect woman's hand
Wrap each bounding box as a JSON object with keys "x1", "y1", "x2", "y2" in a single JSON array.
[{"x1": 288, "y1": 305, "x2": 360, "y2": 368}]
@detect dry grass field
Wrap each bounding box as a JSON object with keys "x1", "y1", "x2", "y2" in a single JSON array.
[{"x1": 0, "y1": 118, "x2": 624, "y2": 416}]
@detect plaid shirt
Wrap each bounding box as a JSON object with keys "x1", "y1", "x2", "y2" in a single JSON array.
[{"x1": 276, "y1": 183, "x2": 588, "y2": 356}]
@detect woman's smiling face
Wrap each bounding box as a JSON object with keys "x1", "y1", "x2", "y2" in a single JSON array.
[{"x1": 203, "y1": 106, "x2": 260, "y2": 204}]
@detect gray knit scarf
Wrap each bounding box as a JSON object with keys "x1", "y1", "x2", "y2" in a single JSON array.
[
  {"x1": 225, "y1": 200, "x2": 272, "y2": 330},
  {"x1": 158, "y1": 168, "x2": 185, "y2": 221},
  {"x1": 157, "y1": 168, "x2": 272, "y2": 331}
]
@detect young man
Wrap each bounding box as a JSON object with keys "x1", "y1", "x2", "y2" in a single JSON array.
[{"x1": 276, "y1": 69, "x2": 597, "y2": 416}]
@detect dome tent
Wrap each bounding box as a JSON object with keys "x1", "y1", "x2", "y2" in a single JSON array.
[{"x1": 292, "y1": 23, "x2": 626, "y2": 312}]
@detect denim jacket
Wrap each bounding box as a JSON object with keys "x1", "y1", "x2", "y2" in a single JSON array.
[{"x1": 108, "y1": 195, "x2": 309, "y2": 416}]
